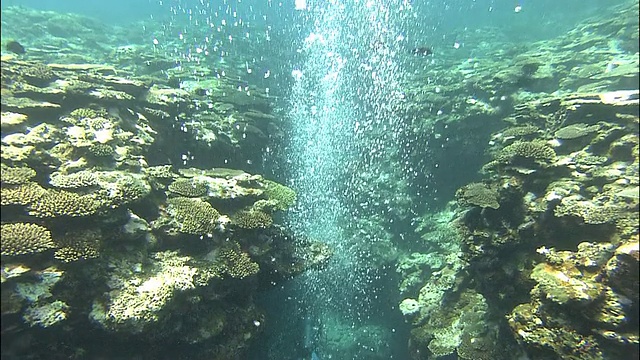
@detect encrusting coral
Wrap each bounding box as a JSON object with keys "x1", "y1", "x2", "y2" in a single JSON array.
[{"x1": 1, "y1": 223, "x2": 56, "y2": 256}]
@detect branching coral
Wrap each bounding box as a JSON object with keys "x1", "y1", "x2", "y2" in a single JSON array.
[
  {"x1": 217, "y1": 246, "x2": 260, "y2": 279},
  {"x1": 1, "y1": 223, "x2": 56, "y2": 256},
  {"x1": 49, "y1": 170, "x2": 98, "y2": 188},
  {"x1": 497, "y1": 140, "x2": 556, "y2": 164}
]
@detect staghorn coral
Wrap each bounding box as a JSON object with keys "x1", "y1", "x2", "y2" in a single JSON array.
[
  {"x1": 1, "y1": 164, "x2": 36, "y2": 185},
  {"x1": 1, "y1": 223, "x2": 56, "y2": 256},
  {"x1": 456, "y1": 182, "x2": 500, "y2": 209},
  {"x1": 49, "y1": 170, "x2": 98, "y2": 188},
  {"x1": 263, "y1": 179, "x2": 297, "y2": 210},
  {"x1": 497, "y1": 140, "x2": 556, "y2": 164},
  {"x1": 166, "y1": 197, "x2": 220, "y2": 235},
  {"x1": 28, "y1": 189, "x2": 101, "y2": 217},
  {"x1": 1, "y1": 182, "x2": 46, "y2": 206},
  {"x1": 168, "y1": 178, "x2": 208, "y2": 197},
  {"x1": 53, "y1": 229, "x2": 101, "y2": 262},
  {"x1": 233, "y1": 209, "x2": 273, "y2": 229}
]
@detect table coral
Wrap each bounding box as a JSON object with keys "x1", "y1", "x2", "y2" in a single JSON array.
[
  {"x1": 28, "y1": 189, "x2": 101, "y2": 217},
  {"x1": 167, "y1": 178, "x2": 208, "y2": 197},
  {"x1": 1, "y1": 222, "x2": 56, "y2": 256},
  {"x1": 0, "y1": 164, "x2": 36, "y2": 184},
  {"x1": 456, "y1": 182, "x2": 500, "y2": 209},
  {"x1": 0, "y1": 182, "x2": 46, "y2": 206},
  {"x1": 166, "y1": 197, "x2": 221, "y2": 235},
  {"x1": 233, "y1": 208, "x2": 273, "y2": 229}
]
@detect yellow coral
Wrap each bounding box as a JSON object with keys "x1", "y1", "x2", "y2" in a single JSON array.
[{"x1": 1, "y1": 223, "x2": 56, "y2": 256}]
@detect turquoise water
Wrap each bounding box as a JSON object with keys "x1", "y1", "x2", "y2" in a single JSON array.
[{"x1": 1, "y1": 1, "x2": 638, "y2": 359}]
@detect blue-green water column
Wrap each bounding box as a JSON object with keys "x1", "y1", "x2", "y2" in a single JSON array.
[{"x1": 284, "y1": 0, "x2": 416, "y2": 356}]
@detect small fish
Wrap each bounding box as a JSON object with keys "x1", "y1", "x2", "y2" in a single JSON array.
[
  {"x1": 5, "y1": 40, "x2": 26, "y2": 54},
  {"x1": 411, "y1": 47, "x2": 433, "y2": 56}
]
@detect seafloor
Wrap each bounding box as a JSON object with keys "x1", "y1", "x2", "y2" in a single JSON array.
[{"x1": 1, "y1": 2, "x2": 638, "y2": 360}]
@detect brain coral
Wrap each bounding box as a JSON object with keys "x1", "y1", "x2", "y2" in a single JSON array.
[
  {"x1": 1, "y1": 223, "x2": 56, "y2": 256},
  {"x1": 29, "y1": 189, "x2": 101, "y2": 217},
  {"x1": 167, "y1": 197, "x2": 220, "y2": 235}
]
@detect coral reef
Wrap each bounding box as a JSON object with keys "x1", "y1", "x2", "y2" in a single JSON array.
[{"x1": 1, "y1": 223, "x2": 55, "y2": 256}]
